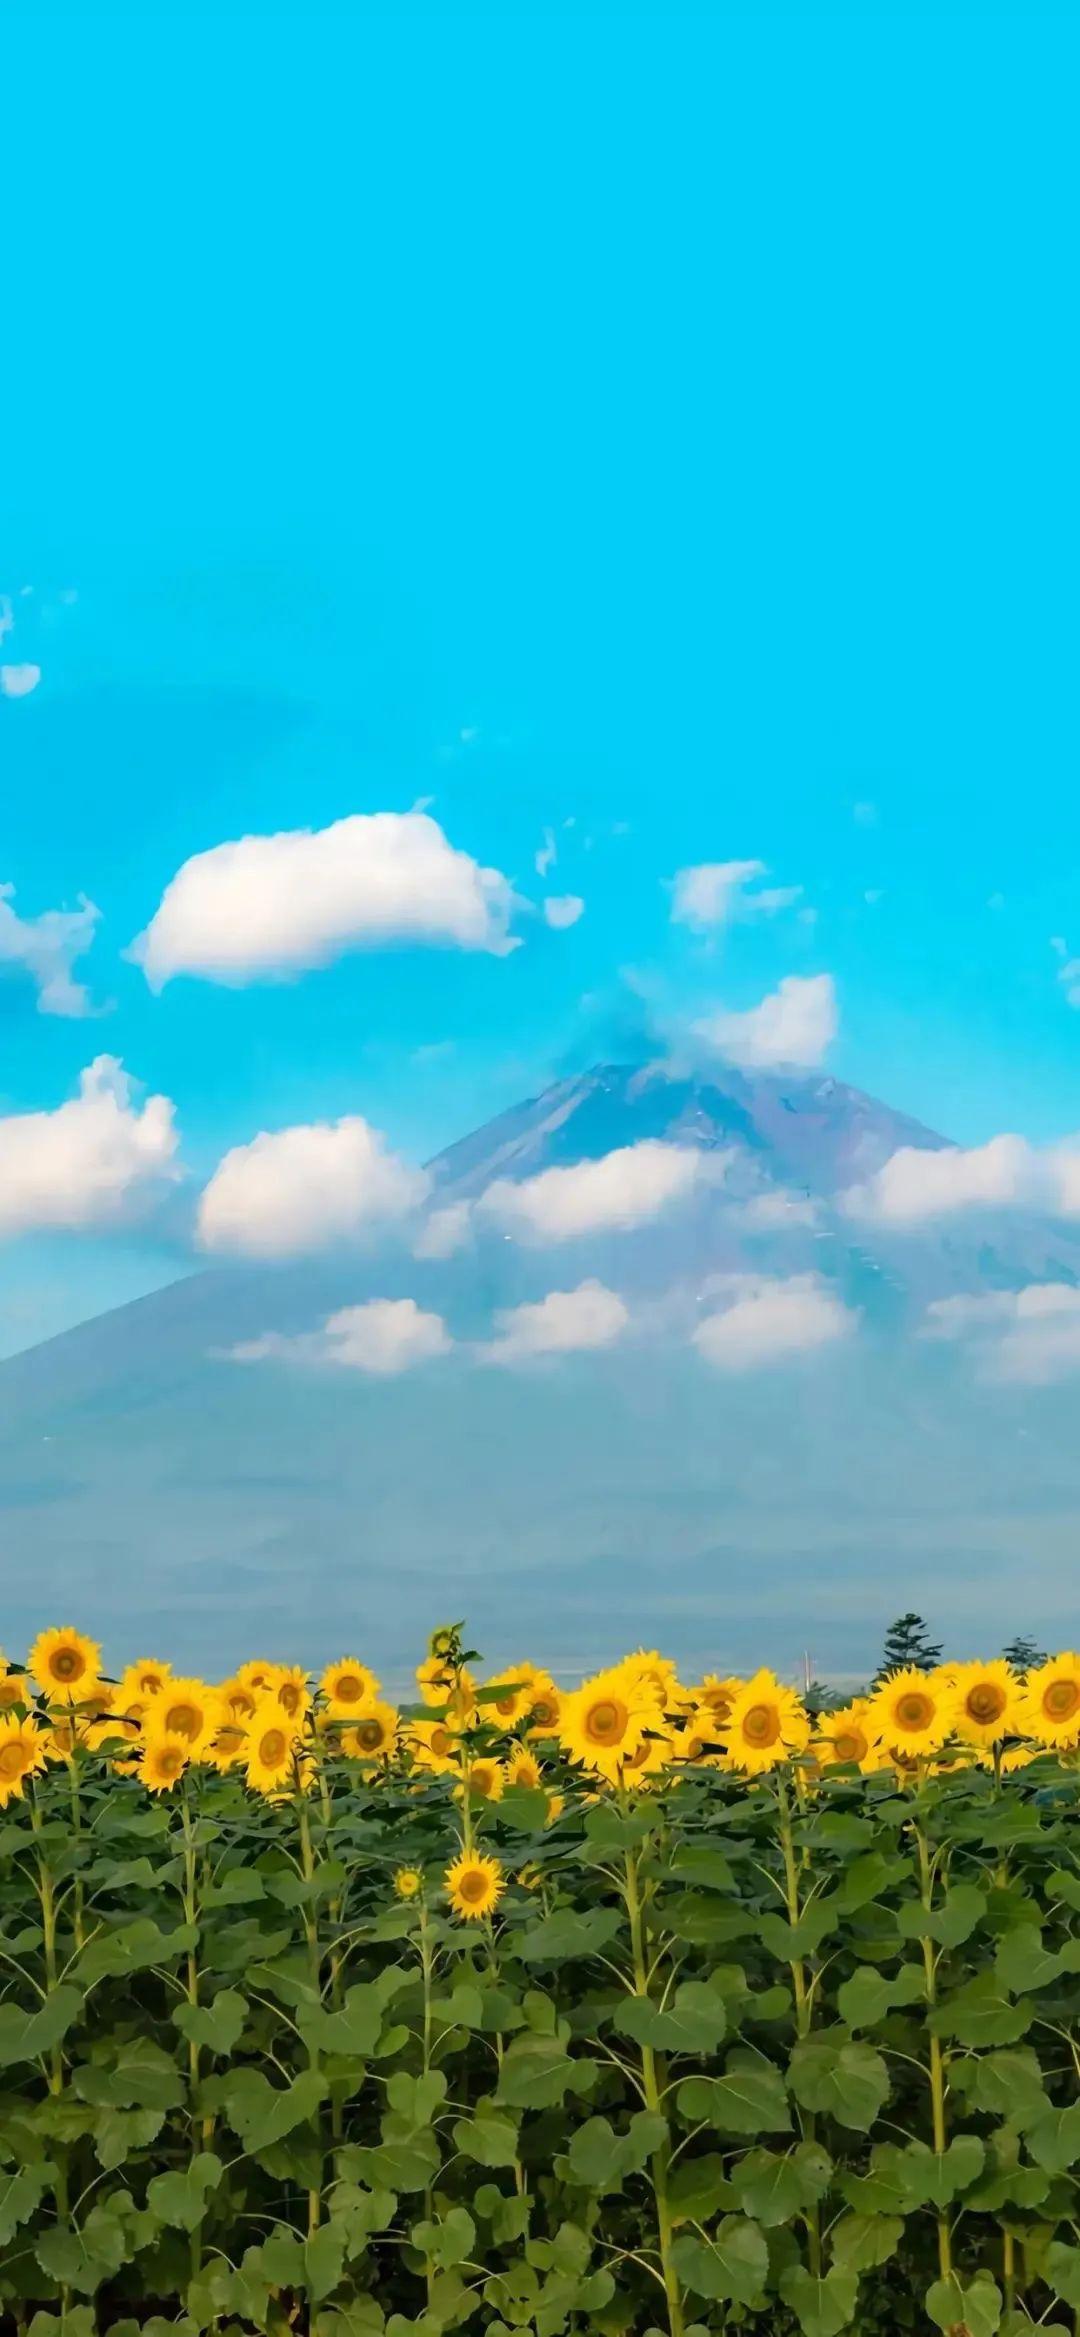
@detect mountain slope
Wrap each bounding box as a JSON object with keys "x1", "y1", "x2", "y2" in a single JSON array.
[{"x1": 0, "y1": 1061, "x2": 1077, "y2": 1679}]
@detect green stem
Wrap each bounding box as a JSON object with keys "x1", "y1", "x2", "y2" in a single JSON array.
[
  {"x1": 777, "y1": 1777, "x2": 821, "y2": 2277},
  {"x1": 68, "y1": 1755, "x2": 86, "y2": 1953},
  {"x1": 623, "y1": 1843, "x2": 683, "y2": 2337},
  {"x1": 297, "y1": 1783, "x2": 324, "y2": 2236},
  {"x1": 33, "y1": 1790, "x2": 71, "y2": 2316},
  {"x1": 915, "y1": 1822, "x2": 951, "y2": 2280},
  {"x1": 179, "y1": 1788, "x2": 208, "y2": 2276}
]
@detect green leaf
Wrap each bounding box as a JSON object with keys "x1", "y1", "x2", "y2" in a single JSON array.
[
  {"x1": 951, "y1": 2047, "x2": 1051, "y2": 2128},
  {"x1": 895, "y1": 2136, "x2": 985, "y2": 2207},
  {"x1": 93, "y1": 2105, "x2": 166, "y2": 2171},
  {"x1": 0, "y1": 1985, "x2": 83, "y2": 2068},
  {"x1": 1047, "y1": 2243, "x2": 1080, "y2": 2308},
  {"x1": 677, "y1": 2050, "x2": 791, "y2": 2136},
  {"x1": 516, "y1": 1907, "x2": 625, "y2": 1962},
  {"x1": 453, "y1": 2111, "x2": 521, "y2": 2168},
  {"x1": 565, "y1": 2112, "x2": 667, "y2": 2192},
  {"x1": 779, "y1": 2264, "x2": 860, "y2": 2337},
  {"x1": 305, "y1": 2224, "x2": 347, "y2": 2302},
  {"x1": 925, "y1": 2274, "x2": 1002, "y2": 2336},
  {"x1": 298, "y1": 1982, "x2": 388, "y2": 2058},
  {"x1": 0, "y1": 2157, "x2": 57, "y2": 2245},
  {"x1": 994, "y1": 1925, "x2": 1066, "y2": 1993},
  {"x1": 930, "y1": 1973, "x2": 1034, "y2": 2047},
  {"x1": 614, "y1": 1982, "x2": 727, "y2": 2055},
  {"x1": 148, "y1": 2154, "x2": 223, "y2": 2232},
  {"x1": 223, "y1": 2068, "x2": 326, "y2": 2154},
  {"x1": 667, "y1": 2153, "x2": 737, "y2": 2223},
  {"x1": 75, "y1": 1918, "x2": 197, "y2": 1986},
  {"x1": 74, "y1": 2038, "x2": 183, "y2": 2110},
  {"x1": 836, "y1": 1964, "x2": 924, "y2": 2029},
  {"x1": 731, "y1": 2143, "x2": 832, "y2": 2226},
  {"x1": 173, "y1": 1989, "x2": 248, "y2": 2055},
  {"x1": 1027, "y1": 2100, "x2": 1080, "y2": 2173},
  {"x1": 896, "y1": 1884, "x2": 986, "y2": 1948},
  {"x1": 759, "y1": 1900, "x2": 840, "y2": 1959},
  {"x1": 829, "y1": 2213, "x2": 903, "y2": 2271},
  {"x1": 346, "y1": 2133, "x2": 440, "y2": 2190},
  {"x1": 788, "y1": 2035, "x2": 890, "y2": 2132},
  {"x1": 670, "y1": 2217, "x2": 769, "y2": 2307},
  {"x1": 496, "y1": 2032, "x2": 595, "y2": 2109},
  {"x1": 410, "y1": 2208, "x2": 476, "y2": 2270}
]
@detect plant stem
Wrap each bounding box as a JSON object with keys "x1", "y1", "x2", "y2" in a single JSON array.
[
  {"x1": 297, "y1": 1783, "x2": 324, "y2": 2236},
  {"x1": 777, "y1": 1777, "x2": 821, "y2": 2277},
  {"x1": 915, "y1": 1821, "x2": 951, "y2": 2280},
  {"x1": 623, "y1": 1842, "x2": 683, "y2": 2337}
]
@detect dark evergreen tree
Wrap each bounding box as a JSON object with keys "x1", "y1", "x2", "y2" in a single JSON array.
[
  {"x1": 872, "y1": 1613, "x2": 942, "y2": 1686},
  {"x1": 1002, "y1": 1634, "x2": 1046, "y2": 1675}
]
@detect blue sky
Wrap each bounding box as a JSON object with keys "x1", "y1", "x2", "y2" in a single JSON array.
[{"x1": 2, "y1": 1, "x2": 1079, "y2": 1353}]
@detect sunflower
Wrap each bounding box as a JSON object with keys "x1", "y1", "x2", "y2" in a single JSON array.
[
  {"x1": 339, "y1": 1700, "x2": 399, "y2": 1761},
  {"x1": 815, "y1": 1701, "x2": 881, "y2": 1773},
  {"x1": 1020, "y1": 1652, "x2": 1080, "y2": 1749},
  {"x1": 724, "y1": 1671, "x2": 811, "y2": 1774},
  {"x1": 559, "y1": 1663, "x2": 659, "y2": 1784},
  {"x1": 619, "y1": 1720, "x2": 674, "y2": 1786},
  {"x1": 267, "y1": 1664, "x2": 311, "y2": 1722},
  {"x1": 394, "y1": 1866, "x2": 423, "y2": 1900},
  {"x1": 415, "y1": 1657, "x2": 477, "y2": 1724},
  {"x1": 150, "y1": 1679, "x2": 223, "y2": 1760},
  {"x1": 457, "y1": 1757, "x2": 504, "y2": 1804},
  {"x1": 244, "y1": 1698, "x2": 300, "y2": 1795},
  {"x1": 218, "y1": 1678, "x2": 259, "y2": 1724},
  {"x1": 140, "y1": 1728, "x2": 191, "y2": 1794},
  {"x1": 321, "y1": 1657, "x2": 382, "y2": 1711},
  {"x1": 482, "y1": 1667, "x2": 535, "y2": 1727},
  {"x1": 693, "y1": 1674, "x2": 743, "y2": 1732},
  {"x1": 947, "y1": 1660, "x2": 1023, "y2": 1750},
  {"x1": 207, "y1": 1722, "x2": 248, "y2": 1774},
  {"x1": 118, "y1": 1659, "x2": 171, "y2": 1705},
  {"x1": 27, "y1": 1627, "x2": 102, "y2": 1702},
  {"x1": 0, "y1": 1716, "x2": 48, "y2": 1805},
  {"x1": 866, "y1": 1668, "x2": 955, "y2": 1758},
  {"x1": 408, "y1": 1717, "x2": 462, "y2": 1776},
  {"x1": 0, "y1": 1673, "x2": 31, "y2": 1713},
  {"x1": 526, "y1": 1672, "x2": 563, "y2": 1736},
  {"x1": 544, "y1": 1791, "x2": 565, "y2": 1826},
  {"x1": 623, "y1": 1649, "x2": 683, "y2": 1711},
  {"x1": 85, "y1": 1712, "x2": 142, "y2": 1756},
  {"x1": 505, "y1": 1747, "x2": 544, "y2": 1792},
  {"x1": 444, "y1": 1850, "x2": 504, "y2": 1922},
  {"x1": 235, "y1": 1659, "x2": 279, "y2": 1695}
]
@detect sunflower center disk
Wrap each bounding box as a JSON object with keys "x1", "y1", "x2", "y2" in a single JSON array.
[
  {"x1": 742, "y1": 1704, "x2": 781, "y2": 1748},
  {"x1": 585, "y1": 1698, "x2": 628, "y2": 1746},
  {"x1": 259, "y1": 1731, "x2": 287, "y2": 1765},
  {"x1": 967, "y1": 1686, "x2": 1005, "y2": 1725},
  {"x1": 1044, "y1": 1680, "x2": 1080, "y2": 1720},
  {"x1": 896, "y1": 1695, "x2": 933, "y2": 1731}
]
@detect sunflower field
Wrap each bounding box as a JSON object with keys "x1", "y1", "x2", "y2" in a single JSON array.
[{"x1": 1, "y1": 1630, "x2": 1080, "y2": 2337}]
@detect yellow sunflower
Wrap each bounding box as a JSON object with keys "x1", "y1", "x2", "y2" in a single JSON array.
[
  {"x1": 415, "y1": 1657, "x2": 477, "y2": 1723},
  {"x1": 544, "y1": 1791, "x2": 565, "y2": 1826},
  {"x1": 623, "y1": 1649, "x2": 683, "y2": 1711},
  {"x1": 444, "y1": 1850, "x2": 504, "y2": 1922},
  {"x1": 457, "y1": 1757, "x2": 504, "y2": 1804},
  {"x1": 983, "y1": 1742, "x2": 1040, "y2": 1774},
  {"x1": 267, "y1": 1664, "x2": 311, "y2": 1723},
  {"x1": 408, "y1": 1716, "x2": 462, "y2": 1776},
  {"x1": 0, "y1": 1673, "x2": 31, "y2": 1713},
  {"x1": 394, "y1": 1866, "x2": 423, "y2": 1900},
  {"x1": 338, "y1": 1700, "x2": 399, "y2": 1761},
  {"x1": 619, "y1": 1722, "x2": 674, "y2": 1786},
  {"x1": 525, "y1": 1672, "x2": 564, "y2": 1736},
  {"x1": 1020, "y1": 1652, "x2": 1080, "y2": 1749},
  {"x1": 218, "y1": 1678, "x2": 259, "y2": 1724},
  {"x1": 693, "y1": 1674, "x2": 744, "y2": 1732},
  {"x1": 320, "y1": 1657, "x2": 382, "y2": 1711},
  {"x1": 27, "y1": 1627, "x2": 102, "y2": 1702},
  {"x1": 235, "y1": 1659, "x2": 279, "y2": 1695},
  {"x1": 947, "y1": 1660, "x2": 1023, "y2": 1750},
  {"x1": 866, "y1": 1667, "x2": 954, "y2": 1758},
  {"x1": 207, "y1": 1721, "x2": 248, "y2": 1774},
  {"x1": 140, "y1": 1728, "x2": 191, "y2": 1794},
  {"x1": 482, "y1": 1667, "x2": 535, "y2": 1726},
  {"x1": 0, "y1": 1716, "x2": 48, "y2": 1804},
  {"x1": 244, "y1": 1698, "x2": 300, "y2": 1795},
  {"x1": 815, "y1": 1700, "x2": 882, "y2": 1773},
  {"x1": 723, "y1": 1671, "x2": 811, "y2": 1774},
  {"x1": 505, "y1": 1747, "x2": 544, "y2": 1791},
  {"x1": 149, "y1": 1679, "x2": 223, "y2": 1760},
  {"x1": 559, "y1": 1663, "x2": 658, "y2": 1784},
  {"x1": 118, "y1": 1658, "x2": 171, "y2": 1705}
]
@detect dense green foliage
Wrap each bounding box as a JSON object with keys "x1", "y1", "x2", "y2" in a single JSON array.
[{"x1": 2, "y1": 1746, "x2": 1080, "y2": 2337}]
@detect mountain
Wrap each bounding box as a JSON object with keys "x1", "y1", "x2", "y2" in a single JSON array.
[{"x1": 1, "y1": 1061, "x2": 1077, "y2": 1681}]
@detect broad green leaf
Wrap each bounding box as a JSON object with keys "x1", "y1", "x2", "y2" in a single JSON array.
[
  {"x1": 453, "y1": 2111, "x2": 521, "y2": 2169},
  {"x1": 565, "y1": 2112, "x2": 666, "y2": 2192},
  {"x1": 0, "y1": 2158, "x2": 57, "y2": 2245},
  {"x1": 516, "y1": 1907, "x2": 625, "y2": 1962},
  {"x1": 950, "y1": 2047, "x2": 1051, "y2": 2129},
  {"x1": 410, "y1": 2208, "x2": 476, "y2": 2269},
  {"x1": 614, "y1": 1982, "x2": 727, "y2": 2055},
  {"x1": 995, "y1": 1925, "x2": 1066, "y2": 1994},
  {"x1": 0, "y1": 1986, "x2": 83, "y2": 2068},
  {"x1": 1027, "y1": 2100, "x2": 1080, "y2": 2173},
  {"x1": 173, "y1": 1989, "x2": 248, "y2": 2055},
  {"x1": 894, "y1": 2136, "x2": 985, "y2": 2207},
  {"x1": 223, "y1": 2068, "x2": 326, "y2": 2154},
  {"x1": 896, "y1": 1884, "x2": 986, "y2": 1948},
  {"x1": 670, "y1": 2217, "x2": 769, "y2": 2306},
  {"x1": 299, "y1": 1983, "x2": 388, "y2": 2057},
  {"x1": 731, "y1": 2143, "x2": 832, "y2": 2226},
  {"x1": 930, "y1": 1973, "x2": 1034, "y2": 2047},
  {"x1": 74, "y1": 2039, "x2": 183, "y2": 2110},
  {"x1": 93, "y1": 2105, "x2": 165, "y2": 2171},
  {"x1": 667, "y1": 2153, "x2": 737, "y2": 2222},
  {"x1": 346, "y1": 2133, "x2": 441, "y2": 2190},
  {"x1": 925, "y1": 2274, "x2": 1002, "y2": 2336},
  {"x1": 788, "y1": 2035, "x2": 890, "y2": 2132},
  {"x1": 1047, "y1": 2243, "x2": 1080, "y2": 2307},
  {"x1": 148, "y1": 2154, "x2": 223, "y2": 2232},
  {"x1": 836, "y1": 1964, "x2": 924, "y2": 2029},
  {"x1": 677, "y1": 2050, "x2": 791, "y2": 2135},
  {"x1": 829, "y1": 2213, "x2": 903, "y2": 2270},
  {"x1": 779, "y1": 2264, "x2": 860, "y2": 2337}
]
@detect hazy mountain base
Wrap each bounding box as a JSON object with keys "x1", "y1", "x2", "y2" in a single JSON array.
[{"x1": 0, "y1": 1064, "x2": 1076, "y2": 1676}]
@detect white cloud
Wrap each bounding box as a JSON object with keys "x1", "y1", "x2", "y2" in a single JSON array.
[
  {"x1": 845, "y1": 1136, "x2": 1041, "y2": 1226},
  {"x1": 197, "y1": 1117, "x2": 429, "y2": 1260},
  {"x1": 694, "y1": 1273, "x2": 856, "y2": 1370},
  {"x1": 413, "y1": 1200, "x2": 473, "y2": 1259},
  {"x1": 0, "y1": 1057, "x2": 179, "y2": 1238},
  {"x1": 131, "y1": 811, "x2": 522, "y2": 989},
  {"x1": 230, "y1": 1298, "x2": 451, "y2": 1376},
  {"x1": 535, "y1": 827, "x2": 557, "y2": 878},
  {"x1": 735, "y1": 1189, "x2": 821, "y2": 1231},
  {"x1": 483, "y1": 1279, "x2": 629, "y2": 1363},
  {"x1": 671, "y1": 859, "x2": 802, "y2": 931},
  {"x1": 0, "y1": 663, "x2": 42, "y2": 699},
  {"x1": 0, "y1": 883, "x2": 101, "y2": 1017},
  {"x1": 480, "y1": 1140, "x2": 705, "y2": 1243},
  {"x1": 925, "y1": 1283, "x2": 1080, "y2": 1383},
  {"x1": 543, "y1": 895, "x2": 584, "y2": 931},
  {"x1": 695, "y1": 973, "x2": 837, "y2": 1069}
]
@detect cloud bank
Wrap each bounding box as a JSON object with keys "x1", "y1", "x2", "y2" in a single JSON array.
[
  {"x1": 695, "y1": 973, "x2": 837, "y2": 1069},
  {"x1": 230, "y1": 1298, "x2": 451, "y2": 1376},
  {"x1": 131, "y1": 811, "x2": 522, "y2": 988},
  {"x1": 482, "y1": 1280, "x2": 629, "y2": 1363},
  {"x1": 694, "y1": 1273, "x2": 856, "y2": 1369},
  {"x1": 198, "y1": 1117, "x2": 429, "y2": 1259},
  {"x1": 480, "y1": 1140, "x2": 706, "y2": 1243},
  {"x1": 671, "y1": 859, "x2": 802, "y2": 930},
  {"x1": 0, "y1": 1057, "x2": 178, "y2": 1237},
  {"x1": 0, "y1": 883, "x2": 101, "y2": 1018},
  {"x1": 925, "y1": 1284, "x2": 1080, "y2": 1382}
]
